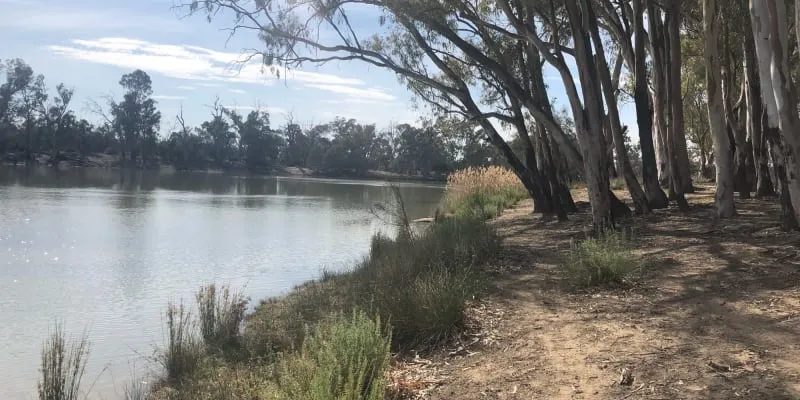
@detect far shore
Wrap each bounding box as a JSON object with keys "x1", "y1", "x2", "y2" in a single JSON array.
[{"x1": 1, "y1": 153, "x2": 447, "y2": 184}]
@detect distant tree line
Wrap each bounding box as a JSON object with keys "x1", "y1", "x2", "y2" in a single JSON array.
[{"x1": 0, "y1": 59, "x2": 514, "y2": 177}]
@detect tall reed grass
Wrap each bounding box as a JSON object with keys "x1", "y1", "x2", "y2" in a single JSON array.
[
  {"x1": 196, "y1": 284, "x2": 248, "y2": 358},
  {"x1": 442, "y1": 166, "x2": 527, "y2": 219},
  {"x1": 159, "y1": 302, "x2": 203, "y2": 384},
  {"x1": 37, "y1": 323, "x2": 90, "y2": 400}
]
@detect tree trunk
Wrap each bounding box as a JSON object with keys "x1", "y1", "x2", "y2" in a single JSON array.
[
  {"x1": 648, "y1": 3, "x2": 671, "y2": 187},
  {"x1": 765, "y1": 127, "x2": 800, "y2": 229},
  {"x1": 666, "y1": 0, "x2": 695, "y2": 193},
  {"x1": 705, "y1": 0, "x2": 736, "y2": 218},
  {"x1": 755, "y1": 111, "x2": 777, "y2": 195},
  {"x1": 483, "y1": 122, "x2": 551, "y2": 214},
  {"x1": 634, "y1": 0, "x2": 669, "y2": 209},
  {"x1": 744, "y1": 22, "x2": 776, "y2": 197},
  {"x1": 663, "y1": 8, "x2": 690, "y2": 211},
  {"x1": 566, "y1": 0, "x2": 615, "y2": 231},
  {"x1": 726, "y1": 64, "x2": 751, "y2": 199},
  {"x1": 516, "y1": 118, "x2": 557, "y2": 216},
  {"x1": 751, "y1": 0, "x2": 800, "y2": 228},
  {"x1": 586, "y1": 1, "x2": 650, "y2": 214},
  {"x1": 653, "y1": 101, "x2": 670, "y2": 185}
]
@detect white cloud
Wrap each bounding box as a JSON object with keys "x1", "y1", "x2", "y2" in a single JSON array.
[
  {"x1": 177, "y1": 86, "x2": 196, "y2": 91},
  {"x1": 153, "y1": 95, "x2": 187, "y2": 101},
  {"x1": 48, "y1": 37, "x2": 396, "y2": 103},
  {"x1": 228, "y1": 89, "x2": 247, "y2": 94},
  {"x1": 306, "y1": 84, "x2": 396, "y2": 102}
]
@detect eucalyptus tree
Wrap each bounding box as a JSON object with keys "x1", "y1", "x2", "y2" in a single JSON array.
[
  {"x1": 182, "y1": 0, "x2": 594, "y2": 221},
  {"x1": 110, "y1": 70, "x2": 161, "y2": 164},
  {"x1": 703, "y1": 0, "x2": 736, "y2": 217},
  {"x1": 44, "y1": 84, "x2": 76, "y2": 160},
  {"x1": 750, "y1": 0, "x2": 800, "y2": 229},
  {"x1": 586, "y1": 0, "x2": 670, "y2": 209}
]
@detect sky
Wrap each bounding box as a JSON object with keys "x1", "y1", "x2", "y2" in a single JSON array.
[{"x1": 0, "y1": 0, "x2": 638, "y2": 138}]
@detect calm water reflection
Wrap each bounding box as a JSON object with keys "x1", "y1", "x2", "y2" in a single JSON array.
[{"x1": 0, "y1": 167, "x2": 443, "y2": 399}]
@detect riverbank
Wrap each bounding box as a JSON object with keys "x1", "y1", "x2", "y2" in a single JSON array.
[
  {"x1": 415, "y1": 186, "x2": 800, "y2": 399},
  {"x1": 134, "y1": 167, "x2": 526, "y2": 400}
]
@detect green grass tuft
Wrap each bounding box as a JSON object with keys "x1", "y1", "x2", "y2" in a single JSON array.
[{"x1": 564, "y1": 231, "x2": 639, "y2": 287}]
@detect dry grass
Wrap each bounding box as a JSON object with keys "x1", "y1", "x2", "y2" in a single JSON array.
[{"x1": 442, "y1": 166, "x2": 527, "y2": 219}]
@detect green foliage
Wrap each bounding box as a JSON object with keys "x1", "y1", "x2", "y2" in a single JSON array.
[
  {"x1": 111, "y1": 69, "x2": 161, "y2": 164},
  {"x1": 564, "y1": 232, "x2": 639, "y2": 287},
  {"x1": 37, "y1": 323, "x2": 90, "y2": 400},
  {"x1": 274, "y1": 311, "x2": 390, "y2": 400}
]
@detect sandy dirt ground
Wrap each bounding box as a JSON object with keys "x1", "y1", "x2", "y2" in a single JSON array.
[{"x1": 397, "y1": 186, "x2": 800, "y2": 399}]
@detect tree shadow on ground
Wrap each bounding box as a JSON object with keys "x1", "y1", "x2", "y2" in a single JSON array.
[{"x1": 468, "y1": 189, "x2": 800, "y2": 399}]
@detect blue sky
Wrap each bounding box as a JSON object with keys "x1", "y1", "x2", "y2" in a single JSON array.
[{"x1": 0, "y1": 0, "x2": 637, "y2": 139}]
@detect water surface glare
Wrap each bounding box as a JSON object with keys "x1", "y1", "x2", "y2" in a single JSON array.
[{"x1": 0, "y1": 167, "x2": 443, "y2": 399}]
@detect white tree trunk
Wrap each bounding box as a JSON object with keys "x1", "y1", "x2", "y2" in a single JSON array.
[
  {"x1": 752, "y1": 0, "x2": 800, "y2": 225},
  {"x1": 704, "y1": 0, "x2": 736, "y2": 217}
]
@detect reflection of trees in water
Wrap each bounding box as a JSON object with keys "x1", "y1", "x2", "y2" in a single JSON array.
[{"x1": 0, "y1": 167, "x2": 443, "y2": 215}]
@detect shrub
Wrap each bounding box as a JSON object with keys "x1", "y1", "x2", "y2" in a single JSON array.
[
  {"x1": 274, "y1": 311, "x2": 390, "y2": 400},
  {"x1": 196, "y1": 284, "x2": 248, "y2": 358},
  {"x1": 37, "y1": 323, "x2": 90, "y2": 400},
  {"x1": 564, "y1": 232, "x2": 639, "y2": 287},
  {"x1": 245, "y1": 216, "x2": 497, "y2": 354},
  {"x1": 159, "y1": 302, "x2": 203, "y2": 384},
  {"x1": 442, "y1": 166, "x2": 527, "y2": 219},
  {"x1": 357, "y1": 217, "x2": 497, "y2": 348}
]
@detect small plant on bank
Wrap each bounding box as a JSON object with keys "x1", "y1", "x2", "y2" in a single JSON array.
[
  {"x1": 37, "y1": 323, "x2": 90, "y2": 400},
  {"x1": 274, "y1": 311, "x2": 391, "y2": 400},
  {"x1": 159, "y1": 302, "x2": 203, "y2": 384},
  {"x1": 196, "y1": 284, "x2": 248, "y2": 358},
  {"x1": 564, "y1": 231, "x2": 639, "y2": 287}
]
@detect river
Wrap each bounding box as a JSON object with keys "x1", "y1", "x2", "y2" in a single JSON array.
[{"x1": 0, "y1": 167, "x2": 444, "y2": 399}]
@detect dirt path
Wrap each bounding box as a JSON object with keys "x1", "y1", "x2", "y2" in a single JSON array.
[{"x1": 426, "y1": 187, "x2": 800, "y2": 399}]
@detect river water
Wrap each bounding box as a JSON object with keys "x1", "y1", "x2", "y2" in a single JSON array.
[{"x1": 0, "y1": 167, "x2": 443, "y2": 399}]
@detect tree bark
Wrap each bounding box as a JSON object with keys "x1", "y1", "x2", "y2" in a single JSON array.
[
  {"x1": 751, "y1": 0, "x2": 800, "y2": 228},
  {"x1": 663, "y1": 7, "x2": 690, "y2": 211},
  {"x1": 705, "y1": 0, "x2": 737, "y2": 218},
  {"x1": 765, "y1": 126, "x2": 800, "y2": 229},
  {"x1": 634, "y1": 0, "x2": 669, "y2": 209},
  {"x1": 565, "y1": 0, "x2": 616, "y2": 231},
  {"x1": 666, "y1": 0, "x2": 695, "y2": 194},
  {"x1": 586, "y1": 1, "x2": 650, "y2": 214},
  {"x1": 743, "y1": 21, "x2": 776, "y2": 197}
]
